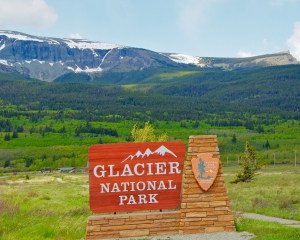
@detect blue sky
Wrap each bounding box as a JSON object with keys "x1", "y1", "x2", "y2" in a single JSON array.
[{"x1": 1, "y1": 0, "x2": 300, "y2": 60}]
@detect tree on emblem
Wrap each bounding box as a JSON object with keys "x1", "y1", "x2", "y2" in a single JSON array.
[
  {"x1": 197, "y1": 158, "x2": 213, "y2": 179},
  {"x1": 198, "y1": 158, "x2": 206, "y2": 179}
]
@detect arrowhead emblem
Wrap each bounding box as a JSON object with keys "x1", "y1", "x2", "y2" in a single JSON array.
[{"x1": 191, "y1": 153, "x2": 220, "y2": 191}]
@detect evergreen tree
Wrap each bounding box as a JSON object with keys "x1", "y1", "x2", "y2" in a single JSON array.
[
  {"x1": 58, "y1": 126, "x2": 66, "y2": 133},
  {"x1": 256, "y1": 125, "x2": 265, "y2": 133},
  {"x1": 4, "y1": 133, "x2": 10, "y2": 141},
  {"x1": 231, "y1": 142, "x2": 261, "y2": 183},
  {"x1": 12, "y1": 131, "x2": 18, "y2": 138},
  {"x1": 25, "y1": 157, "x2": 34, "y2": 167},
  {"x1": 180, "y1": 121, "x2": 188, "y2": 128},
  {"x1": 192, "y1": 120, "x2": 200, "y2": 128},
  {"x1": 265, "y1": 140, "x2": 270, "y2": 149},
  {"x1": 232, "y1": 133, "x2": 237, "y2": 144},
  {"x1": 4, "y1": 159, "x2": 10, "y2": 168}
]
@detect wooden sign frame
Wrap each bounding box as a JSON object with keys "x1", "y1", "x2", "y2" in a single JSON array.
[{"x1": 88, "y1": 141, "x2": 185, "y2": 213}]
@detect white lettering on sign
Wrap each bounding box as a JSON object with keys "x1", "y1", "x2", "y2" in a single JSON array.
[
  {"x1": 93, "y1": 162, "x2": 181, "y2": 178},
  {"x1": 111, "y1": 183, "x2": 121, "y2": 192},
  {"x1": 120, "y1": 182, "x2": 129, "y2": 192},
  {"x1": 155, "y1": 162, "x2": 166, "y2": 175},
  {"x1": 100, "y1": 183, "x2": 110, "y2": 193},
  {"x1": 168, "y1": 180, "x2": 176, "y2": 189},
  {"x1": 136, "y1": 181, "x2": 146, "y2": 191},
  {"x1": 119, "y1": 194, "x2": 159, "y2": 205},
  {"x1": 157, "y1": 180, "x2": 167, "y2": 190},
  {"x1": 108, "y1": 164, "x2": 119, "y2": 177},
  {"x1": 99, "y1": 180, "x2": 176, "y2": 193},
  {"x1": 138, "y1": 194, "x2": 147, "y2": 204},
  {"x1": 93, "y1": 158, "x2": 181, "y2": 207},
  {"x1": 147, "y1": 181, "x2": 156, "y2": 190},
  {"x1": 121, "y1": 164, "x2": 134, "y2": 176},
  {"x1": 93, "y1": 165, "x2": 106, "y2": 178},
  {"x1": 169, "y1": 162, "x2": 181, "y2": 174},
  {"x1": 147, "y1": 163, "x2": 153, "y2": 175},
  {"x1": 134, "y1": 163, "x2": 144, "y2": 176}
]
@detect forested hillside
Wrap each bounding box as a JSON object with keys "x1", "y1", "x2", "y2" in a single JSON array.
[{"x1": 0, "y1": 64, "x2": 300, "y2": 171}]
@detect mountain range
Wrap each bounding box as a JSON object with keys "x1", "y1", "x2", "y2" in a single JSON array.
[
  {"x1": 0, "y1": 30, "x2": 299, "y2": 82},
  {"x1": 0, "y1": 30, "x2": 300, "y2": 118},
  {"x1": 121, "y1": 145, "x2": 177, "y2": 163}
]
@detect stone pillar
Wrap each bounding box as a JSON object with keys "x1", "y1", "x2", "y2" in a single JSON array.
[{"x1": 180, "y1": 135, "x2": 236, "y2": 234}]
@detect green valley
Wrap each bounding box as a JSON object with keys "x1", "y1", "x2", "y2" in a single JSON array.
[{"x1": 0, "y1": 64, "x2": 300, "y2": 171}]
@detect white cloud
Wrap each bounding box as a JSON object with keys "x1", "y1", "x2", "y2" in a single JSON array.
[
  {"x1": 70, "y1": 33, "x2": 82, "y2": 39},
  {"x1": 287, "y1": 22, "x2": 300, "y2": 61},
  {"x1": 237, "y1": 50, "x2": 254, "y2": 58},
  {"x1": 0, "y1": 0, "x2": 57, "y2": 29}
]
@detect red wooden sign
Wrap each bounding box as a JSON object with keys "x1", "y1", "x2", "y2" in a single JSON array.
[{"x1": 88, "y1": 141, "x2": 185, "y2": 213}]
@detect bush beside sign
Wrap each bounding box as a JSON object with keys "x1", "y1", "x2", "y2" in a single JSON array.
[{"x1": 88, "y1": 141, "x2": 185, "y2": 213}]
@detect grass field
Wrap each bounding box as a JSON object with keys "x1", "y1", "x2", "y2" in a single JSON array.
[
  {"x1": 0, "y1": 173, "x2": 91, "y2": 240},
  {"x1": 1, "y1": 165, "x2": 300, "y2": 239}
]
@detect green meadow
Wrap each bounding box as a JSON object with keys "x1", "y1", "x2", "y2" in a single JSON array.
[
  {"x1": 1, "y1": 166, "x2": 300, "y2": 239},
  {"x1": 1, "y1": 104, "x2": 300, "y2": 239},
  {"x1": 1, "y1": 107, "x2": 300, "y2": 171}
]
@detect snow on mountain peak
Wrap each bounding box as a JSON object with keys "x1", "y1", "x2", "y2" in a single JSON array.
[
  {"x1": 0, "y1": 41, "x2": 5, "y2": 51},
  {"x1": 62, "y1": 38, "x2": 124, "y2": 50},
  {"x1": 0, "y1": 30, "x2": 124, "y2": 50},
  {"x1": 143, "y1": 148, "x2": 153, "y2": 157},
  {"x1": 135, "y1": 150, "x2": 142, "y2": 158},
  {"x1": 162, "y1": 53, "x2": 206, "y2": 67},
  {"x1": 121, "y1": 145, "x2": 177, "y2": 163},
  {"x1": 0, "y1": 30, "x2": 44, "y2": 42},
  {"x1": 168, "y1": 53, "x2": 200, "y2": 64},
  {"x1": 0, "y1": 30, "x2": 59, "y2": 45},
  {"x1": 154, "y1": 145, "x2": 177, "y2": 158}
]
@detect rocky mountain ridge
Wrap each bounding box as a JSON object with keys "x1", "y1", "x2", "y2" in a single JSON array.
[{"x1": 0, "y1": 30, "x2": 299, "y2": 82}]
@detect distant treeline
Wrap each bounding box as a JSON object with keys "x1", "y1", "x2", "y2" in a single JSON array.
[{"x1": 0, "y1": 64, "x2": 300, "y2": 123}]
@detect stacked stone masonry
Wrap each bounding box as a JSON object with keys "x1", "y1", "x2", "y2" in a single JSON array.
[
  {"x1": 86, "y1": 212, "x2": 181, "y2": 239},
  {"x1": 180, "y1": 135, "x2": 236, "y2": 234},
  {"x1": 85, "y1": 135, "x2": 236, "y2": 239}
]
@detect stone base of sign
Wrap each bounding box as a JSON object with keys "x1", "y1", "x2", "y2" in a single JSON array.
[
  {"x1": 85, "y1": 135, "x2": 235, "y2": 239},
  {"x1": 180, "y1": 135, "x2": 236, "y2": 234},
  {"x1": 85, "y1": 211, "x2": 181, "y2": 239}
]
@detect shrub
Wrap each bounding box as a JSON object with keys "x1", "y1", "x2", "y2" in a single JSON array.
[
  {"x1": 40, "y1": 195, "x2": 51, "y2": 200},
  {"x1": 131, "y1": 121, "x2": 168, "y2": 142},
  {"x1": 231, "y1": 142, "x2": 262, "y2": 183}
]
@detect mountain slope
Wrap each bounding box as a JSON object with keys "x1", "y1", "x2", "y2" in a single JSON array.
[
  {"x1": 198, "y1": 51, "x2": 298, "y2": 69},
  {"x1": 0, "y1": 64, "x2": 299, "y2": 117},
  {"x1": 0, "y1": 30, "x2": 299, "y2": 82},
  {"x1": 0, "y1": 30, "x2": 183, "y2": 81}
]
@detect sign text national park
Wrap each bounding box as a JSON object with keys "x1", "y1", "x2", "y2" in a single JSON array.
[{"x1": 88, "y1": 142, "x2": 185, "y2": 213}]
